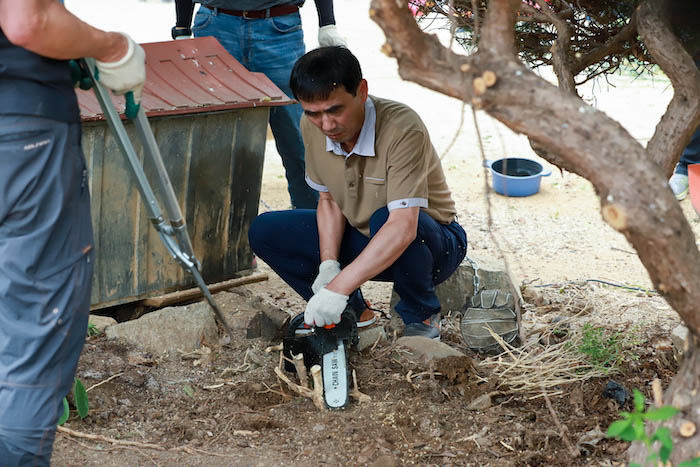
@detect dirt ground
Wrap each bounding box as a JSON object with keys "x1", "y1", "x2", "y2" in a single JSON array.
[
  {"x1": 52, "y1": 81, "x2": 700, "y2": 466},
  {"x1": 52, "y1": 2, "x2": 700, "y2": 465}
]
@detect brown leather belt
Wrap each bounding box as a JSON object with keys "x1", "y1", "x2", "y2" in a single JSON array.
[{"x1": 218, "y1": 4, "x2": 300, "y2": 19}]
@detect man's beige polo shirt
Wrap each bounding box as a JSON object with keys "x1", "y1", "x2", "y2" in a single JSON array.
[{"x1": 302, "y1": 95, "x2": 456, "y2": 237}]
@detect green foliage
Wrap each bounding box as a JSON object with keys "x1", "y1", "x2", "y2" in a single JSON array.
[
  {"x1": 58, "y1": 398, "x2": 70, "y2": 426},
  {"x1": 73, "y1": 378, "x2": 89, "y2": 419},
  {"x1": 607, "y1": 389, "x2": 700, "y2": 467},
  {"x1": 577, "y1": 324, "x2": 627, "y2": 371},
  {"x1": 183, "y1": 385, "x2": 195, "y2": 398},
  {"x1": 86, "y1": 323, "x2": 102, "y2": 337},
  {"x1": 57, "y1": 378, "x2": 90, "y2": 426}
]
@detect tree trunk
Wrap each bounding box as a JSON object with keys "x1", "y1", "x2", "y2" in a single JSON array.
[{"x1": 369, "y1": 0, "x2": 700, "y2": 461}]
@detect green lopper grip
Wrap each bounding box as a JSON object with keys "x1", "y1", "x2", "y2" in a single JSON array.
[
  {"x1": 125, "y1": 91, "x2": 140, "y2": 119},
  {"x1": 68, "y1": 59, "x2": 94, "y2": 90}
]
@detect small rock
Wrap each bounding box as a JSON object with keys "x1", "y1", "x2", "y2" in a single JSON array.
[
  {"x1": 88, "y1": 315, "x2": 117, "y2": 332},
  {"x1": 671, "y1": 325, "x2": 689, "y2": 354},
  {"x1": 357, "y1": 326, "x2": 387, "y2": 352},
  {"x1": 602, "y1": 380, "x2": 629, "y2": 407},
  {"x1": 466, "y1": 393, "x2": 492, "y2": 411},
  {"x1": 577, "y1": 427, "x2": 606, "y2": 447},
  {"x1": 312, "y1": 424, "x2": 326, "y2": 432},
  {"x1": 145, "y1": 374, "x2": 160, "y2": 392},
  {"x1": 396, "y1": 336, "x2": 465, "y2": 361}
]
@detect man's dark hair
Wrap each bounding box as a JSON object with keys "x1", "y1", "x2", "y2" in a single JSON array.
[{"x1": 289, "y1": 46, "x2": 363, "y2": 102}]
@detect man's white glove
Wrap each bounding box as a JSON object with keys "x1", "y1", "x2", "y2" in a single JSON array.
[
  {"x1": 318, "y1": 25, "x2": 347, "y2": 48},
  {"x1": 311, "y1": 260, "x2": 341, "y2": 294},
  {"x1": 95, "y1": 33, "x2": 146, "y2": 103},
  {"x1": 304, "y1": 287, "x2": 348, "y2": 327}
]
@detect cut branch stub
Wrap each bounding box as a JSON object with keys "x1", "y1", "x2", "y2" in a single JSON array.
[
  {"x1": 482, "y1": 70, "x2": 498, "y2": 87},
  {"x1": 601, "y1": 203, "x2": 628, "y2": 231},
  {"x1": 679, "y1": 421, "x2": 696, "y2": 438},
  {"x1": 473, "y1": 77, "x2": 487, "y2": 96}
]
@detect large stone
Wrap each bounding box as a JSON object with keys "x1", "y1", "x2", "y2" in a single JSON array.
[
  {"x1": 357, "y1": 326, "x2": 387, "y2": 352},
  {"x1": 390, "y1": 254, "x2": 522, "y2": 317},
  {"x1": 106, "y1": 302, "x2": 218, "y2": 355},
  {"x1": 88, "y1": 314, "x2": 117, "y2": 332},
  {"x1": 396, "y1": 336, "x2": 465, "y2": 361}
]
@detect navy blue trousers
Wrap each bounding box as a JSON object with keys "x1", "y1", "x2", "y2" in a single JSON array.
[
  {"x1": 674, "y1": 126, "x2": 700, "y2": 175},
  {"x1": 249, "y1": 208, "x2": 467, "y2": 324}
]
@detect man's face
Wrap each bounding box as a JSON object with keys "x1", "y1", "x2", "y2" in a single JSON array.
[{"x1": 299, "y1": 80, "x2": 368, "y2": 148}]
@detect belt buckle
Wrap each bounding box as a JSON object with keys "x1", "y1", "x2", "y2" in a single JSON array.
[{"x1": 242, "y1": 10, "x2": 253, "y2": 19}]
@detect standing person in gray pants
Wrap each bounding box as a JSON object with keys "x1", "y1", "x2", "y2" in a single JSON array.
[{"x1": 0, "y1": 1, "x2": 145, "y2": 464}]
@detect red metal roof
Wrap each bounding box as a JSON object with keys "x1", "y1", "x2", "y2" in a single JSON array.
[{"x1": 77, "y1": 36, "x2": 293, "y2": 122}]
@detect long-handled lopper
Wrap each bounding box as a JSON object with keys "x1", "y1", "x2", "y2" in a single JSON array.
[{"x1": 79, "y1": 58, "x2": 236, "y2": 343}]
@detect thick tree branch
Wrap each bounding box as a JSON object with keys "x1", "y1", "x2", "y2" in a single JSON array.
[
  {"x1": 370, "y1": 0, "x2": 700, "y2": 337},
  {"x1": 479, "y1": 0, "x2": 520, "y2": 56},
  {"x1": 532, "y1": 0, "x2": 575, "y2": 94},
  {"x1": 637, "y1": 0, "x2": 700, "y2": 177}
]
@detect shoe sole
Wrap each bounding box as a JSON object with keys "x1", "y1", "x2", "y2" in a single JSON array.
[{"x1": 356, "y1": 309, "x2": 377, "y2": 328}]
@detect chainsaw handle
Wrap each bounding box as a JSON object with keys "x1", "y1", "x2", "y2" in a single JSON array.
[{"x1": 302, "y1": 323, "x2": 336, "y2": 330}]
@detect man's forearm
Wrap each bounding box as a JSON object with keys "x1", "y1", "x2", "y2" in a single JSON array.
[
  {"x1": 313, "y1": 0, "x2": 336, "y2": 27},
  {"x1": 317, "y1": 195, "x2": 345, "y2": 262},
  {"x1": 0, "y1": 0, "x2": 126, "y2": 61},
  {"x1": 328, "y1": 209, "x2": 418, "y2": 295}
]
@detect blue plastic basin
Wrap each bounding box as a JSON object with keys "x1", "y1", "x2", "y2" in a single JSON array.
[{"x1": 484, "y1": 158, "x2": 551, "y2": 197}]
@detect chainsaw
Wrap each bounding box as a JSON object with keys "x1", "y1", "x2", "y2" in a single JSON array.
[{"x1": 283, "y1": 309, "x2": 358, "y2": 409}]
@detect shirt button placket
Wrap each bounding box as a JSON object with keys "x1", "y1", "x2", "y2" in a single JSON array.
[{"x1": 345, "y1": 160, "x2": 357, "y2": 199}]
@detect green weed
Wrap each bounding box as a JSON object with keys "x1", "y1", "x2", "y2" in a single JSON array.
[
  {"x1": 58, "y1": 378, "x2": 89, "y2": 425},
  {"x1": 577, "y1": 324, "x2": 628, "y2": 372}
]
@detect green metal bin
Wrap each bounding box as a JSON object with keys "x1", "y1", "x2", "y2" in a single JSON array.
[{"x1": 76, "y1": 37, "x2": 292, "y2": 310}]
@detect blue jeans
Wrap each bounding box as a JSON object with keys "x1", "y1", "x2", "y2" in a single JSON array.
[
  {"x1": 674, "y1": 127, "x2": 700, "y2": 176},
  {"x1": 0, "y1": 116, "x2": 94, "y2": 466},
  {"x1": 193, "y1": 6, "x2": 319, "y2": 209},
  {"x1": 248, "y1": 208, "x2": 467, "y2": 324}
]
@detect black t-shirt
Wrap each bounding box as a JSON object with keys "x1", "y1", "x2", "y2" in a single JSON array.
[{"x1": 0, "y1": 28, "x2": 79, "y2": 123}]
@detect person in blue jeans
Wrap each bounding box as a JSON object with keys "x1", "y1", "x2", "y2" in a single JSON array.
[
  {"x1": 249, "y1": 47, "x2": 467, "y2": 340},
  {"x1": 174, "y1": 0, "x2": 347, "y2": 209},
  {"x1": 0, "y1": 1, "x2": 146, "y2": 464},
  {"x1": 669, "y1": 127, "x2": 700, "y2": 201}
]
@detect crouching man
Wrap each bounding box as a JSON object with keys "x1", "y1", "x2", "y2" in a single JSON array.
[{"x1": 249, "y1": 46, "x2": 467, "y2": 340}]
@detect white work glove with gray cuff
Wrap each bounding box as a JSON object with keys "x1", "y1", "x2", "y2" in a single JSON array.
[
  {"x1": 311, "y1": 260, "x2": 341, "y2": 294},
  {"x1": 304, "y1": 287, "x2": 348, "y2": 327},
  {"x1": 318, "y1": 25, "x2": 347, "y2": 48},
  {"x1": 95, "y1": 33, "x2": 146, "y2": 103}
]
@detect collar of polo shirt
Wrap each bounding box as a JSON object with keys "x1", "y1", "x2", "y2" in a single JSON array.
[{"x1": 325, "y1": 98, "x2": 377, "y2": 158}]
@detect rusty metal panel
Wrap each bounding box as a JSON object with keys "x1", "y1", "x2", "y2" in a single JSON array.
[
  {"x1": 85, "y1": 108, "x2": 269, "y2": 309},
  {"x1": 78, "y1": 37, "x2": 279, "y2": 309},
  {"x1": 76, "y1": 36, "x2": 293, "y2": 121}
]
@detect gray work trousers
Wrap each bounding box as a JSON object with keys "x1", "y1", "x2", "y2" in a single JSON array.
[{"x1": 0, "y1": 115, "x2": 94, "y2": 466}]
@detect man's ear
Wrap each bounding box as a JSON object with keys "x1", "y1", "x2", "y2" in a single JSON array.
[{"x1": 358, "y1": 79, "x2": 368, "y2": 102}]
